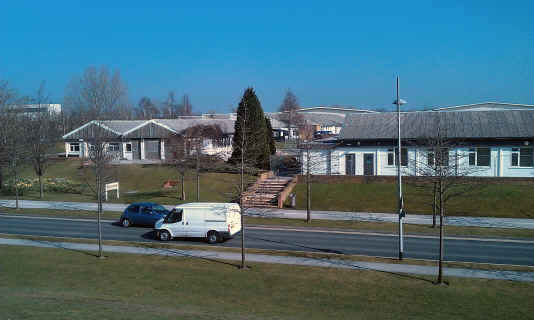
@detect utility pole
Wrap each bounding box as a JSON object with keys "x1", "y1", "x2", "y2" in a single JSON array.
[{"x1": 394, "y1": 76, "x2": 406, "y2": 261}]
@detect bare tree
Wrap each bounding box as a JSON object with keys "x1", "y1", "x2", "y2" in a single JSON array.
[
  {"x1": 409, "y1": 116, "x2": 483, "y2": 285},
  {"x1": 0, "y1": 80, "x2": 18, "y2": 191},
  {"x1": 178, "y1": 94, "x2": 193, "y2": 116},
  {"x1": 161, "y1": 90, "x2": 179, "y2": 118},
  {"x1": 297, "y1": 121, "x2": 340, "y2": 223},
  {"x1": 26, "y1": 81, "x2": 61, "y2": 199},
  {"x1": 0, "y1": 82, "x2": 30, "y2": 207},
  {"x1": 278, "y1": 89, "x2": 303, "y2": 141},
  {"x1": 73, "y1": 66, "x2": 127, "y2": 258},
  {"x1": 137, "y1": 96, "x2": 159, "y2": 119}
]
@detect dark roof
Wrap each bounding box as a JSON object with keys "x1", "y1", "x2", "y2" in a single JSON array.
[{"x1": 339, "y1": 110, "x2": 534, "y2": 140}]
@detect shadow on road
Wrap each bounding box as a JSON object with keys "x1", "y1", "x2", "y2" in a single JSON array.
[{"x1": 246, "y1": 234, "x2": 344, "y2": 255}]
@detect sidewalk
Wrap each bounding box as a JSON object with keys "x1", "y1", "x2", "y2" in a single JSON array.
[
  {"x1": 1, "y1": 237, "x2": 532, "y2": 282},
  {"x1": 1, "y1": 199, "x2": 534, "y2": 230}
]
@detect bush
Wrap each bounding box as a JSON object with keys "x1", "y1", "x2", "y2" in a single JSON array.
[{"x1": 1, "y1": 177, "x2": 82, "y2": 195}]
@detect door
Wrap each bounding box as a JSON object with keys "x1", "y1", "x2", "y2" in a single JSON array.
[
  {"x1": 345, "y1": 154, "x2": 355, "y2": 175},
  {"x1": 132, "y1": 141, "x2": 140, "y2": 160},
  {"x1": 145, "y1": 139, "x2": 160, "y2": 160},
  {"x1": 166, "y1": 209, "x2": 185, "y2": 237},
  {"x1": 184, "y1": 209, "x2": 205, "y2": 238},
  {"x1": 125, "y1": 143, "x2": 133, "y2": 160},
  {"x1": 364, "y1": 153, "x2": 374, "y2": 176}
]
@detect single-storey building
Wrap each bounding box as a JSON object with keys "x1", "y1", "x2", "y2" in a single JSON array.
[
  {"x1": 63, "y1": 118, "x2": 235, "y2": 161},
  {"x1": 302, "y1": 109, "x2": 534, "y2": 178}
]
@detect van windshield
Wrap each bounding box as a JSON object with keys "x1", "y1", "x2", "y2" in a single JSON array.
[{"x1": 164, "y1": 209, "x2": 183, "y2": 223}]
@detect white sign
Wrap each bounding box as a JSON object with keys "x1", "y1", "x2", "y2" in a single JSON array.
[{"x1": 105, "y1": 182, "x2": 120, "y2": 201}]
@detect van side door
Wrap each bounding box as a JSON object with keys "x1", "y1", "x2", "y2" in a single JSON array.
[{"x1": 183, "y1": 209, "x2": 205, "y2": 238}]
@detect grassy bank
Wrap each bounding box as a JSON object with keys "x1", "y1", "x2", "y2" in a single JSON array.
[
  {"x1": 2, "y1": 159, "x2": 254, "y2": 205},
  {"x1": 1, "y1": 245, "x2": 533, "y2": 319},
  {"x1": 290, "y1": 182, "x2": 534, "y2": 218}
]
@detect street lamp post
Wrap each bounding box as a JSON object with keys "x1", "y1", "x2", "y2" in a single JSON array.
[{"x1": 393, "y1": 76, "x2": 406, "y2": 260}]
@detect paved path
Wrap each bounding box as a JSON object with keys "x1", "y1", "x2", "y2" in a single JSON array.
[
  {"x1": 2, "y1": 199, "x2": 534, "y2": 229},
  {"x1": 1, "y1": 237, "x2": 532, "y2": 282}
]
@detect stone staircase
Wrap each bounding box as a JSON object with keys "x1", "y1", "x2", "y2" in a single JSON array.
[{"x1": 242, "y1": 176, "x2": 294, "y2": 208}]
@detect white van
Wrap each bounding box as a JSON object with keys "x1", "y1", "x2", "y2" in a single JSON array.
[{"x1": 154, "y1": 203, "x2": 242, "y2": 244}]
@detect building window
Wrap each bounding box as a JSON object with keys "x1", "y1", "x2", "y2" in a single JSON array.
[
  {"x1": 427, "y1": 148, "x2": 449, "y2": 167},
  {"x1": 512, "y1": 148, "x2": 534, "y2": 167},
  {"x1": 469, "y1": 148, "x2": 490, "y2": 167},
  {"x1": 108, "y1": 143, "x2": 120, "y2": 152},
  {"x1": 387, "y1": 148, "x2": 408, "y2": 167},
  {"x1": 69, "y1": 143, "x2": 80, "y2": 152}
]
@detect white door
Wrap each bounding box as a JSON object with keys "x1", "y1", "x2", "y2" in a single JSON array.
[
  {"x1": 125, "y1": 143, "x2": 133, "y2": 161},
  {"x1": 183, "y1": 209, "x2": 205, "y2": 238}
]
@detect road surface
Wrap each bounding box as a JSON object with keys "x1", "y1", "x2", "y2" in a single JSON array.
[{"x1": 1, "y1": 214, "x2": 533, "y2": 266}]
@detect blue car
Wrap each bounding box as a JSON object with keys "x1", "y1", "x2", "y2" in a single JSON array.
[{"x1": 120, "y1": 202, "x2": 170, "y2": 228}]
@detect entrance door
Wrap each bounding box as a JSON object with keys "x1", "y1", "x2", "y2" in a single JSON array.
[
  {"x1": 132, "y1": 141, "x2": 140, "y2": 160},
  {"x1": 145, "y1": 140, "x2": 161, "y2": 160},
  {"x1": 125, "y1": 143, "x2": 133, "y2": 160},
  {"x1": 345, "y1": 154, "x2": 355, "y2": 175},
  {"x1": 364, "y1": 153, "x2": 374, "y2": 176}
]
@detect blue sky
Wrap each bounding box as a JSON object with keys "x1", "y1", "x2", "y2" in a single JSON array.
[{"x1": 1, "y1": 1, "x2": 532, "y2": 112}]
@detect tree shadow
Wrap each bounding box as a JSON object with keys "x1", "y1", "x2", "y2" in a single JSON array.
[
  {"x1": 246, "y1": 234, "x2": 344, "y2": 254},
  {"x1": 135, "y1": 241, "x2": 242, "y2": 269},
  {"x1": 31, "y1": 238, "x2": 101, "y2": 258}
]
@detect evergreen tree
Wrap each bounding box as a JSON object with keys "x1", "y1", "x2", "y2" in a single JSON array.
[{"x1": 229, "y1": 88, "x2": 270, "y2": 169}]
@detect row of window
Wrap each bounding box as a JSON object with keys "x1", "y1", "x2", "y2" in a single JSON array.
[
  {"x1": 383, "y1": 147, "x2": 534, "y2": 168},
  {"x1": 69, "y1": 142, "x2": 121, "y2": 153}
]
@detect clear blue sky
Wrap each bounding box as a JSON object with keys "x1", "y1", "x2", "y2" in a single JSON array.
[{"x1": 1, "y1": 1, "x2": 532, "y2": 112}]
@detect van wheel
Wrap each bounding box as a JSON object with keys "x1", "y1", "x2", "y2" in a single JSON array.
[
  {"x1": 207, "y1": 231, "x2": 220, "y2": 244},
  {"x1": 121, "y1": 218, "x2": 131, "y2": 228},
  {"x1": 159, "y1": 230, "x2": 171, "y2": 241}
]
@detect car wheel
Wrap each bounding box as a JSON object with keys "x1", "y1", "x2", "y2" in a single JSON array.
[
  {"x1": 159, "y1": 230, "x2": 171, "y2": 241},
  {"x1": 121, "y1": 218, "x2": 131, "y2": 228},
  {"x1": 207, "y1": 231, "x2": 220, "y2": 244}
]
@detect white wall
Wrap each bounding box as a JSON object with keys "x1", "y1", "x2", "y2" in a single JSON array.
[{"x1": 308, "y1": 145, "x2": 534, "y2": 178}]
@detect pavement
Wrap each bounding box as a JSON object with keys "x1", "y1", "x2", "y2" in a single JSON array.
[
  {"x1": 1, "y1": 199, "x2": 534, "y2": 229},
  {"x1": 1, "y1": 237, "x2": 532, "y2": 282}
]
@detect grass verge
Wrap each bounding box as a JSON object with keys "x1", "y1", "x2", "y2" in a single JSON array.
[
  {"x1": 2, "y1": 233, "x2": 533, "y2": 273},
  {"x1": 1, "y1": 245, "x2": 533, "y2": 320},
  {"x1": 290, "y1": 182, "x2": 534, "y2": 219}
]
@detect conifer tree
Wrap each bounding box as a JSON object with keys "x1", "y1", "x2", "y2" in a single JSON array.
[{"x1": 229, "y1": 88, "x2": 271, "y2": 169}]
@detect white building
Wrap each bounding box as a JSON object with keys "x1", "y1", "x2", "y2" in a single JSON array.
[
  {"x1": 63, "y1": 118, "x2": 234, "y2": 161},
  {"x1": 303, "y1": 109, "x2": 534, "y2": 178}
]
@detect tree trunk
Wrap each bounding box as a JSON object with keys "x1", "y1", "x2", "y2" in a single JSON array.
[
  {"x1": 432, "y1": 182, "x2": 437, "y2": 228},
  {"x1": 14, "y1": 163, "x2": 19, "y2": 210},
  {"x1": 196, "y1": 150, "x2": 200, "y2": 201},
  {"x1": 306, "y1": 146, "x2": 311, "y2": 223},
  {"x1": 39, "y1": 174, "x2": 44, "y2": 199},
  {"x1": 97, "y1": 174, "x2": 103, "y2": 258},
  {"x1": 437, "y1": 181, "x2": 444, "y2": 284},
  {"x1": 240, "y1": 139, "x2": 247, "y2": 270},
  {"x1": 181, "y1": 173, "x2": 186, "y2": 201}
]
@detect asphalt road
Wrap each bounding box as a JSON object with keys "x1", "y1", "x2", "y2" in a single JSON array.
[{"x1": 1, "y1": 214, "x2": 533, "y2": 266}]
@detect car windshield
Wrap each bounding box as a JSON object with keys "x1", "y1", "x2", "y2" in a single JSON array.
[{"x1": 152, "y1": 204, "x2": 167, "y2": 214}]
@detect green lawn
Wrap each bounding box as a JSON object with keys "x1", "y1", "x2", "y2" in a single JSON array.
[
  {"x1": 1, "y1": 245, "x2": 534, "y2": 319},
  {"x1": 3, "y1": 159, "x2": 254, "y2": 205},
  {"x1": 290, "y1": 182, "x2": 534, "y2": 219}
]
